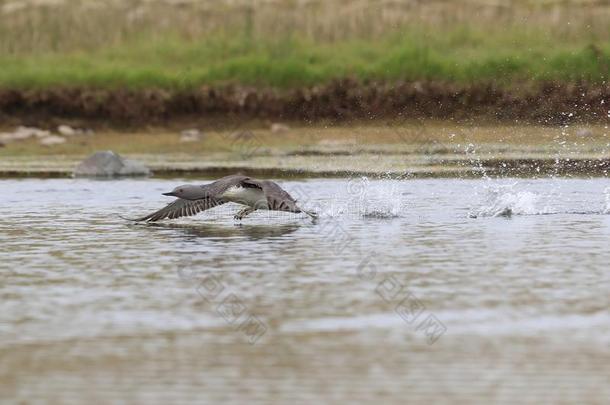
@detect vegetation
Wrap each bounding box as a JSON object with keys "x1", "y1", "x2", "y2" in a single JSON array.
[
  {"x1": 0, "y1": 0, "x2": 608, "y2": 89},
  {"x1": 0, "y1": 34, "x2": 609, "y2": 89}
]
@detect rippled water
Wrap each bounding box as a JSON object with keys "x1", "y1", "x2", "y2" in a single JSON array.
[{"x1": 2, "y1": 177, "x2": 610, "y2": 403}]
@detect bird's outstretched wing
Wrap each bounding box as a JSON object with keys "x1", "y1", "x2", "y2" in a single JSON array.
[{"x1": 124, "y1": 197, "x2": 226, "y2": 222}]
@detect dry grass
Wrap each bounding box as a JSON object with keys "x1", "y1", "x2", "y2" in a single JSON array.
[{"x1": 1, "y1": 0, "x2": 609, "y2": 54}]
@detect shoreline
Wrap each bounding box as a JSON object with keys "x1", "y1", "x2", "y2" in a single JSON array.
[
  {"x1": 2, "y1": 155, "x2": 609, "y2": 179},
  {"x1": 3, "y1": 122, "x2": 608, "y2": 179}
]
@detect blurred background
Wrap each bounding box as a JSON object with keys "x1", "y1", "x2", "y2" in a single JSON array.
[
  {"x1": 0, "y1": 0, "x2": 609, "y2": 88},
  {"x1": 0, "y1": 0, "x2": 609, "y2": 200}
]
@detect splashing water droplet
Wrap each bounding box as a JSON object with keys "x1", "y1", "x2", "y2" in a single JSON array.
[
  {"x1": 469, "y1": 183, "x2": 548, "y2": 218},
  {"x1": 352, "y1": 177, "x2": 405, "y2": 219}
]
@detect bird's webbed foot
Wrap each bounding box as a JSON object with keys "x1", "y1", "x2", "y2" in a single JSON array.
[{"x1": 233, "y1": 207, "x2": 256, "y2": 220}]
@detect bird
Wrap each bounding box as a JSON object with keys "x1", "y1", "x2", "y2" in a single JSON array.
[{"x1": 125, "y1": 174, "x2": 317, "y2": 222}]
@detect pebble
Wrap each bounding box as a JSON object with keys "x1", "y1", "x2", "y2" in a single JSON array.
[
  {"x1": 270, "y1": 123, "x2": 290, "y2": 133},
  {"x1": 0, "y1": 126, "x2": 51, "y2": 143},
  {"x1": 40, "y1": 136, "x2": 67, "y2": 146},
  {"x1": 180, "y1": 129, "x2": 202, "y2": 143},
  {"x1": 58, "y1": 125, "x2": 78, "y2": 136},
  {"x1": 18, "y1": 126, "x2": 51, "y2": 138}
]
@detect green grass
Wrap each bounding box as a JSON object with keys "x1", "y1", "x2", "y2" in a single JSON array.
[{"x1": 0, "y1": 27, "x2": 608, "y2": 89}]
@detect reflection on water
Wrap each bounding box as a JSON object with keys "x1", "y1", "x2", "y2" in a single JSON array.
[
  {"x1": 142, "y1": 222, "x2": 303, "y2": 240},
  {"x1": 1, "y1": 177, "x2": 610, "y2": 403}
]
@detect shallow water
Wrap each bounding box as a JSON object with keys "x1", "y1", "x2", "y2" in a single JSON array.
[{"x1": 1, "y1": 177, "x2": 610, "y2": 403}]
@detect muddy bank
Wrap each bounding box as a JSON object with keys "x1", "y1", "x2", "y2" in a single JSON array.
[{"x1": 1, "y1": 80, "x2": 609, "y2": 127}]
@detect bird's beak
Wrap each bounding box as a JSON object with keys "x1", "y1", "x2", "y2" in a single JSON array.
[{"x1": 162, "y1": 191, "x2": 176, "y2": 197}]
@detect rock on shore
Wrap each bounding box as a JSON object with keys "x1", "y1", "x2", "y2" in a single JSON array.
[
  {"x1": 73, "y1": 151, "x2": 151, "y2": 177},
  {"x1": 179, "y1": 129, "x2": 202, "y2": 143},
  {"x1": 0, "y1": 126, "x2": 50, "y2": 143},
  {"x1": 40, "y1": 135, "x2": 66, "y2": 146}
]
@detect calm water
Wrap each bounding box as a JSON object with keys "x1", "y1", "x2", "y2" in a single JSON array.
[{"x1": 2, "y1": 177, "x2": 610, "y2": 403}]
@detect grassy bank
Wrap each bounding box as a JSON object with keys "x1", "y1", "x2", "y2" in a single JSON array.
[
  {"x1": 0, "y1": 0, "x2": 609, "y2": 89},
  {"x1": 1, "y1": 33, "x2": 609, "y2": 89},
  {"x1": 0, "y1": 32, "x2": 610, "y2": 88}
]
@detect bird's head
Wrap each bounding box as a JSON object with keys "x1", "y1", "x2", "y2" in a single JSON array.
[{"x1": 163, "y1": 185, "x2": 202, "y2": 200}]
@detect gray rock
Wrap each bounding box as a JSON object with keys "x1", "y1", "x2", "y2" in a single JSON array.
[{"x1": 73, "y1": 151, "x2": 151, "y2": 177}]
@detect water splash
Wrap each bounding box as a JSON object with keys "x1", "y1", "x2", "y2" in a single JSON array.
[
  {"x1": 345, "y1": 176, "x2": 405, "y2": 219},
  {"x1": 469, "y1": 183, "x2": 546, "y2": 218},
  {"x1": 464, "y1": 143, "x2": 490, "y2": 181}
]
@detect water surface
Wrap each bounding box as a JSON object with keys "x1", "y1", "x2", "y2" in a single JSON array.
[{"x1": 1, "y1": 177, "x2": 609, "y2": 403}]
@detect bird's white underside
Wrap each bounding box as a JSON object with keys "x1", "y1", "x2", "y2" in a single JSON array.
[{"x1": 220, "y1": 186, "x2": 267, "y2": 208}]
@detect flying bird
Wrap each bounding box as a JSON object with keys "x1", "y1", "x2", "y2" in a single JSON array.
[{"x1": 126, "y1": 174, "x2": 317, "y2": 222}]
